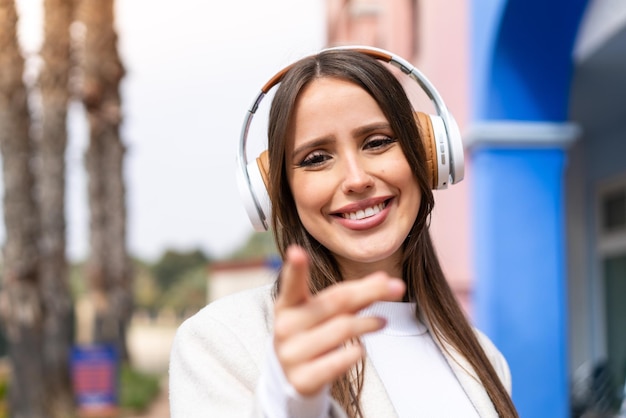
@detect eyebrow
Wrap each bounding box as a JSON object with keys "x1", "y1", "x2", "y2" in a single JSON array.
[
  {"x1": 291, "y1": 121, "x2": 393, "y2": 160},
  {"x1": 292, "y1": 137, "x2": 334, "y2": 160},
  {"x1": 351, "y1": 122, "x2": 392, "y2": 137}
]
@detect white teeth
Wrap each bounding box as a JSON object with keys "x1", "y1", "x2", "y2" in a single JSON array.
[{"x1": 342, "y1": 202, "x2": 386, "y2": 220}]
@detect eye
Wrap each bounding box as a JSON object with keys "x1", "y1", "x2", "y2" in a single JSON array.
[
  {"x1": 363, "y1": 135, "x2": 397, "y2": 150},
  {"x1": 298, "y1": 151, "x2": 331, "y2": 168}
]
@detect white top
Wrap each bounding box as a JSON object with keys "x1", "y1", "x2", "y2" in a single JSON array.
[
  {"x1": 259, "y1": 301, "x2": 480, "y2": 417},
  {"x1": 360, "y1": 302, "x2": 480, "y2": 417}
]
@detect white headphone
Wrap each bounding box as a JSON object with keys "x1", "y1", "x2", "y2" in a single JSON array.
[{"x1": 236, "y1": 46, "x2": 465, "y2": 232}]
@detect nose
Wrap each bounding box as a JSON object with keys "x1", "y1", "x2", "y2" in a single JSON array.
[{"x1": 340, "y1": 156, "x2": 374, "y2": 194}]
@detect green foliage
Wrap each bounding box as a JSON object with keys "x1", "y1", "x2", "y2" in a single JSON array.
[
  {"x1": 132, "y1": 260, "x2": 161, "y2": 312},
  {"x1": 146, "y1": 233, "x2": 279, "y2": 314},
  {"x1": 157, "y1": 266, "x2": 208, "y2": 313},
  {"x1": 119, "y1": 365, "x2": 160, "y2": 412},
  {"x1": 228, "y1": 232, "x2": 278, "y2": 260},
  {"x1": 68, "y1": 260, "x2": 87, "y2": 299},
  {"x1": 0, "y1": 364, "x2": 9, "y2": 418},
  {"x1": 64, "y1": 235, "x2": 278, "y2": 316},
  {"x1": 151, "y1": 249, "x2": 209, "y2": 292},
  {"x1": 69, "y1": 257, "x2": 163, "y2": 312}
]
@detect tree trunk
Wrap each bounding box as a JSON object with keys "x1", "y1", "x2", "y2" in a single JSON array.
[
  {"x1": 38, "y1": 0, "x2": 75, "y2": 415},
  {"x1": 0, "y1": 1, "x2": 47, "y2": 417},
  {"x1": 76, "y1": 0, "x2": 132, "y2": 360}
]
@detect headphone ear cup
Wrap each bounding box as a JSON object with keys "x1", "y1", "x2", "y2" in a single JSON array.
[
  {"x1": 414, "y1": 111, "x2": 438, "y2": 189},
  {"x1": 236, "y1": 151, "x2": 271, "y2": 231},
  {"x1": 414, "y1": 111, "x2": 464, "y2": 189},
  {"x1": 445, "y1": 113, "x2": 464, "y2": 185}
]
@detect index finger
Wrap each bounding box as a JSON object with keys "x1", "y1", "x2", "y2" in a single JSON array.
[
  {"x1": 281, "y1": 273, "x2": 405, "y2": 332},
  {"x1": 275, "y1": 245, "x2": 311, "y2": 309}
]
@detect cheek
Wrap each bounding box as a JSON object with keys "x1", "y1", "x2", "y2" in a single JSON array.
[
  {"x1": 290, "y1": 175, "x2": 323, "y2": 219},
  {"x1": 385, "y1": 158, "x2": 413, "y2": 186},
  {"x1": 393, "y1": 160, "x2": 422, "y2": 205}
]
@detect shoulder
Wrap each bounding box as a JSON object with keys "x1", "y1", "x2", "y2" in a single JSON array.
[
  {"x1": 473, "y1": 328, "x2": 513, "y2": 395},
  {"x1": 195, "y1": 283, "x2": 275, "y2": 321},
  {"x1": 173, "y1": 284, "x2": 276, "y2": 361},
  {"x1": 169, "y1": 284, "x2": 277, "y2": 415},
  {"x1": 179, "y1": 283, "x2": 275, "y2": 338}
]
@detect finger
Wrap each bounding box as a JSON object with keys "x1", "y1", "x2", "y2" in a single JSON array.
[
  {"x1": 277, "y1": 315, "x2": 386, "y2": 367},
  {"x1": 275, "y1": 245, "x2": 311, "y2": 309},
  {"x1": 277, "y1": 273, "x2": 404, "y2": 336},
  {"x1": 286, "y1": 342, "x2": 364, "y2": 396}
]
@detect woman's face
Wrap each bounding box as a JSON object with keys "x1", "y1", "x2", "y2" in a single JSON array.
[{"x1": 285, "y1": 77, "x2": 421, "y2": 279}]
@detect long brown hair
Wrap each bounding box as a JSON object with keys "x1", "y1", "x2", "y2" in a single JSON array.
[{"x1": 267, "y1": 49, "x2": 518, "y2": 418}]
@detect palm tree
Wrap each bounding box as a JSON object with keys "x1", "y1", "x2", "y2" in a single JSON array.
[
  {"x1": 38, "y1": 0, "x2": 76, "y2": 415},
  {"x1": 76, "y1": 0, "x2": 132, "y2": 360},
  {"x1": 0, "y1": 0, "x2": 47, "y2": 415}
]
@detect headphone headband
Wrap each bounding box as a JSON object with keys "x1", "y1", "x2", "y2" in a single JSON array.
[{"x1": 237, "y1": 45, "x2": 465, "y2": 231}]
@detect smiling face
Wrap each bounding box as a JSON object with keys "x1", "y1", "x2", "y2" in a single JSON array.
[{"x1": 285, "y1": 77, "x2": 421, "y2": 279}]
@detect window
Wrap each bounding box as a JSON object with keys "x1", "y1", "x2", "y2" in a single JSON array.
[{"x1": 602, "y1": 188, "x2": 626, "y2": 233}]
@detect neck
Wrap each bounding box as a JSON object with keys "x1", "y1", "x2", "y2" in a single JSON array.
[{"x1": 336, "y1": 251, "x2": 403, "y2": 281}]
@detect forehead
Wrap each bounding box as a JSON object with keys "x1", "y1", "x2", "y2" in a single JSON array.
[
  {"x1": 294, "y1": 77, "x2": 383, "y2": 122},
  {"x1": 296, "y1": 76, "x2": 365, "y2": 104},
  {"x1": 285, "y1": 77, "x2": 388, "y2": 146}
]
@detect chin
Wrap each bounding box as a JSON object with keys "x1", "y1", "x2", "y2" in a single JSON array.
[{"x1": 340, "y1": 246, "x2": 403, "y2": 265}]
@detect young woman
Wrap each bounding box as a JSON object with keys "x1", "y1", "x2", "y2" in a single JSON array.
[{"x1": 169, "y1": 48, "x2": 519, "y2": 418}]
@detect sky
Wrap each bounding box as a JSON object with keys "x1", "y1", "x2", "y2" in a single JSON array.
[{"x1": 13, "y1": 0, "x2": 326, "y2": 261}]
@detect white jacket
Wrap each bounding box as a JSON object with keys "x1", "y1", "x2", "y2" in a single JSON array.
[{"x1": 169, "y1": 284, "x2": 512, "y2": 417}]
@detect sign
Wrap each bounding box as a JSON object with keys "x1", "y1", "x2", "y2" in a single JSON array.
[{"x1": 71, "y1": 345, "x2": 119, "y2": 417}]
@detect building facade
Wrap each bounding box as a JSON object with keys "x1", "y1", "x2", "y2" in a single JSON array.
[
  {"x1": 326, "y1": 0, "x2": 626, "y2": 416},
  {"x1": 208, "y1": 258, "x2": 279, "y2": 303}
]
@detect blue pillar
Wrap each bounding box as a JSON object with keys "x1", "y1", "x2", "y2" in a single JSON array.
[{"x1": 468, "y1": 123, "x2": 578, "y2": 418}]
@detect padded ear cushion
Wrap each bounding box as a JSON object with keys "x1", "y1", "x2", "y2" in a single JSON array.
[
  {"x1": 256, "y1": 150, "x2": 270, "y2": 191},
  {"x1": 414, "y1": 111, "x2": 437, "y2": 189}
]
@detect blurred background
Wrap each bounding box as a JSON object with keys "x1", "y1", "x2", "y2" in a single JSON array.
[{"x1": 0, "y1": 0, "x2": 624, "y2": 417}]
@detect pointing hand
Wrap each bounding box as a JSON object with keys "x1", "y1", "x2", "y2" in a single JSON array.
[{"x1": 273, "y1": 245, "x2": 405, "y2": 396}]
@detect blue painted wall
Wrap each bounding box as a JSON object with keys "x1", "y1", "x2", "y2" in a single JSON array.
[
  {"x1": 472, "y1": 148, "x2": 569, "y2": 417},
  {"x1": 472, "y1": 0, "x2": 588, "y2": 121},
  {"x1": 469, "y1": 0, "x2": 589, "y2": 416}
]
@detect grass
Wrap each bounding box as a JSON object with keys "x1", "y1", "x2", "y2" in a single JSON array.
[{"x1": 119, "y1": 365, "x2": 162, "y2": 412}]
